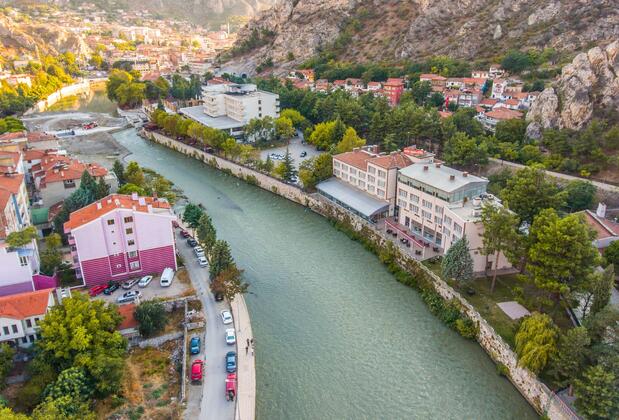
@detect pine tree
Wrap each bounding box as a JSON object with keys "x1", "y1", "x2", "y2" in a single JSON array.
[
  {"x1": 574, "y1": 365, "x2": 619, "y2": 420},
  {"x1": 280, "y1": 148, "x2": 298, "y2": 182},
  {"x1": 441, "y1": 237, "x2": 474, "y2": 284},
  {"x1": 79, "y1": 171, "x2": 98, "y2": 201},
  {"x1": 112, "y1": 160, "x2": 125, "y2": 185},
  {"x1": 196, "y1": 213, "x2": 217, "y2": 257},
  {"x1": 209, "y1": 240, "x2": 234, "y2": 279},
  {"x1": 95, "y1": 177, "x2": 110, "y2": 199}
]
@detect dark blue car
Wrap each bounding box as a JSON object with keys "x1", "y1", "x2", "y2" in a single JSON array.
[
  {"x1": 190, "y1": 336, "x2": 201, "y2": 355},
  {"x1": 226, "y1": 351, "x2": 236, "y2": 373}
]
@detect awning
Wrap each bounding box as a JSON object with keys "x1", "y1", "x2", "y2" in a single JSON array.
[
  {"x1": 31, "y1": 207, "x2": 49, "y2": 225},
  {"x1": 317, "y1": 178, "x2": 389, "y2": 219}
]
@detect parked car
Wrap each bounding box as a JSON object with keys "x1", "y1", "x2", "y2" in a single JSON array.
[
  {"x1": 300, "y1": 151, "x2": 307, "y2": 157},
  {"x1": 187, "y1": 238, "x2": 198, "y2": 247},
  {"x1": 194, "y1": 246, "x2": 205, "y2": 257},
  {"x1": 89, "y1": 284, "x2": 107, "y2": 297},
  {"x1": 225, "y1": 328, "x2": 236, "y2": 345},
  {"x1": 160, "y1": 267, "x2": 175, "y2": 287},
  {"x1": 220, "y1": 310, "x2": 233, "y2": 325},
  {"x1": 191, "y1": 359, "x2": 204, "y2": 382},
  {"x1": 121, "y1": 278, "x2": 140, "y2": 289},
  {"x1": 180, "y1": 229, "x2": 190, "y2": 238},
  {"x1": 226, "y1": 351, "x2": 237, "y2": 373},
  {"x1": 198, "y1": 256, "x2": 208, "y2": 267},
  {"x1": 215, "y1": 292, "x2": 224, "y2": 302},
  {"x1": 103, "y1": 281, "x2": 120, "y2": 295},
  {"x1": 190, "y1": 336, "x2": 201, "y2": 355},
  {"x1": 138, "y1": 275, "x2": 153, "y2": 288},
  {"x1": 117, "y1": 290, "x2": 141, "y2": 304}
]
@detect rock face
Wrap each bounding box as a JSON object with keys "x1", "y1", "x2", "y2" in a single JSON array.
[
  {"x1": 527, "y1": 41, "x2": 619, "y2": 136},
  {"x1": 224, "y1": 0, "x2": 619, "y2": 75}
]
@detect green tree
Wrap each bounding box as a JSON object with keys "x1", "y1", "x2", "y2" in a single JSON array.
[
  {"x1": 441, "y1": 237, "x2": 474, "y2": 284},
  {"x1": 280, "y1": 108, "x2": 306, "y2": 129},
  {"x1": 495, "y1": 119, "x2": 527, "y2": 146},
  {"x1": 209, "y1": 240, "x2": 234, "y2": 279},
  {"x1": 500, "y1": 166, "x2": 566, "y2": 225},
  {"x1": 563, "y1": 180, "x2": 597, "y2": 212},
  {"x1": 79, "y1": 171, "x2": 98, "y2": 200},
  {"x1": 112, "y1": 160, "x2": 125, "y2": 185},
  {"x1": 210, "y1": 265, "x2": 248, "y2": 302},
  {"x1": 574, "y1": 365, "x2": 619, "y2": 420},
  {"x1": 95, "y1": 177, "x2": 110, "y2": 199},
  {"x1": 298, "y1": 153, "x2": 332, "y2": 190},
  {"x1": 581, "y1": 265, "x2": 615, "y2": 317},
  {"x1": 196, "y1": 213, "x2": 217, "y2": 257},
  {"x1": 117, "y1": 183, "x2": 146, "y2": 196},
  {"x1": 410, "y1": 81, "x2": 432, "y2": 105},
  {"x1": 442, "y1": 132, "x2": 488, "y2": 168},
  {"x1": 36, "y1": 293, "x2": 126, "y2": 397},
  {"x1": 514, "y1": 313, "x2": 558, "y2": 374},
  {"x1": 106, "y1": 69, "x2": 132, "y2": 101},
  {"x1": 604, "y1": 241, "x2": 619, "y2": 267},
  {"x1": 480, "y1": 205, "x2": 519, "y2": 292},
  {"x1": 501, "y1": 50, "x2": 535, "y2": 73},
  {"x1": 275, "y1": 116, "x2": 295, "y2": 140},
  {"x1": 32, "y1": 394, "x2": 95, "y2": 419},
  {"x1": 124, "y1": 161, "x2": 145, "y2": 187},
  {"x1": 182, "y1": 203, "x2": 204, "y2": 230},
  {"x1": 0, "y1": 407, "x2": 28, "y2": 419},
  {"x1": 549, "y1": 327, "x2": 590, "y2": 391},
  {"x1": 44, "y1": 366, "x2": 93, "y2": 402},
  {"x1": 275, "y1": 148, "x2": 298, "y2": 182},
  {"x1": 334, "y1": 127, "x2": 365, "y2": 154},
  {"x1": 39, "y1": 233, "x2": 63, "y2": 276},
  {"x1": 6, "y1": 226, "x2": 38, "y2": 248},
  {"x1": 526, "y1": 209, "x2": 598, "y2": 298},
  {"x1": 134, "y1": 301, "x2": 166, "y2": 337},
  {"x1": 0, "y1": 343, "x2": 15, "y2": 389}
]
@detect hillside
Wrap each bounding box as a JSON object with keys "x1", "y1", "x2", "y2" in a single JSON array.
[{"x1": 221, "y1": 0, "x2": 619, "y2": 75}]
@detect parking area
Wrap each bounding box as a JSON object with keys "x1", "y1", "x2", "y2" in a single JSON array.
[
  {"x1": 259, "y1": 137, "x2": 321, "y2": 170},
  {"x1": 91, "y1": 268, "x2": 194, "y2": 305}
]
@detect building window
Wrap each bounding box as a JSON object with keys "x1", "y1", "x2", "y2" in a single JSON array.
[
  {"x1": 11, "y1": 324, "x2": 18, "y2": 334},
  {"x1": 377, "y1": 180, "x2": 385, "y2": 187},
  {"x1": 34, "y1": 317, "x2": 39, "y2": 324},
  {"x1": 358, "y1": 172, "x2": 366, "y2": 179},
  {"x1": 350, "y1": 168, "x2": 357, "y2": 176},
  {"x1": 334, "y1": 169, "x2": 340, "y2": 177},
  {"x1": 444, "y1": 216, "x2": 452, "y2": 226},
  {"x1": 334, "y1": 161, "x2": 340, "y2": 168},
  {"x1": 434, "y1": 216, "x2": 442, "y2": 224},
  {"x1": 398, "y1": 190, "x2": 407, "y2": 198},
  {"x1": 377, "y1": 189, "x2": 385, "y2": 197},
  {"x1": 368, "y1": 185, "x2": 375, "y2": 193},
  {"x1": 129, "y1": 261, "x2": 140, "y2": 270},
  {"x1": 22, "y1": 337, "x2": 28, "y2": 344},
  {"x1": 128, "y1": 250, "x2": 138, "y2": 258},
  {"x1": 63, "y1": 180, "x2": 76, "y2": 189},
  {"x1": 26, "y1": 319, "x2": 32, "y2": 328},
  {"x1": 2, "y1": 327, "x2": 8, "y2": 335},
  {"x1": 435, "y1": 206, "x2": 443, "y2": 214},
  {"x1": 377, "y1": 170, "x2": 386, "y2": 178},
  {"x1": 368, "y1": 166, "x2": 376, "y2": 175},
  {"x1": 124, "y1": 216, "x2": 133, "y2": 223},
  {"x1": 126, "y1": 228, "x2": 133, "y2": 235},
  {"x1": 422, "y1": 199, "x2": 432, "y2": 209},
  {"x1": 410, "y1": 194, "x2": 419, "y2": 203},
  {"x1": 411, "y1": 204, "x2": 419, "y2": 214},
  {"x1": 454, "y1": 223, "x2": 463, "y2": 234},
  {"x1": 107, "y1": 219, "x2": 115, "y2": 226},
  {"x1": 397, "y1": 199, "x2": 406, "y2": 208},
  {"x1": 422, "y1": 210, "x2": 432, "y2": 220},
  {"x1": 28, "y1": 335, "x2": 35, "y2": 343},
  {"x1": 19, "y1": 256, "x2": 28, "y2": 266},
  {"x1": 367, "y1": 175, "x2": 375, "y2": 183},
  {"x1": 128, "y1": 240, "x2": 135, "y2": 246}
]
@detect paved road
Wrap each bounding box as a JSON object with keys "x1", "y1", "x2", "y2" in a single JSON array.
[
  {"x1": 179, "y1": 229, "x2": 236, "y2": 420},
  {"x1": 259, "y1": 136, "x2": 321, "y2": 170}
]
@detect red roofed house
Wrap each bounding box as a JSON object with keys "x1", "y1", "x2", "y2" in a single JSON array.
[
  {"x1": 582, "y1": 204, "x2": 619, "y2": 251},
  {"x1": 64, "y1": 194, "x2": 177, "y2": 287},
  {"x1": 0, "y1": 288, "x2": 55, "y2": 347},
  {"x1": 367, "y1": 81, "x2": 382, "y2": 91},
  {"x1": 420, "y1": 74, "x2": 447, "y2": 88},
  {"x1": 476, "y1": 108, "x2": 523, "y2": 131},
  {"x1": 383, "y1": 78, "x2": 405, "y2": 106}
]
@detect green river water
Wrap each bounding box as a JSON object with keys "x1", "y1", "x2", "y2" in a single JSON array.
[{"x1": 65, "y1": 92, "x2": 537, "y2": 419}]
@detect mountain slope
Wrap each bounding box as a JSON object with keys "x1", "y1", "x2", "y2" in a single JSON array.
[{"x1": 222, "y1": 0, "x2": 619, "y2": 75}]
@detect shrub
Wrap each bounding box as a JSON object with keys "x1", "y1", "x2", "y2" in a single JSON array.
[
  {"x1": 455, "y1": 318, "x2": 478, "y2": 339},
  {"x1": 496, "y1": 363, "x2": 510, "y2": 377}
]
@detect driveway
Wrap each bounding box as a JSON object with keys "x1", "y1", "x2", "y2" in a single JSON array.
[
  {"x1": 259, "y1": 136, "x2": 321, "y2": 170},
  {"x1": 93, "y1": 271, "x2": 191, "y2": 305},
  {"x1": 179, "y1": 229, "x2": 236, "y2": 420}
]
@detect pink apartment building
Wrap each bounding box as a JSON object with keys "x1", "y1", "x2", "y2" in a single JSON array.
[{"x1": 64, "y1": 194, "x2": 177, "y2": 287}]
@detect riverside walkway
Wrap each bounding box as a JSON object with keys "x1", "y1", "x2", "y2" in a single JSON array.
[{"x1": 231, "y1": 294, "x2": 256, "y2": 420}]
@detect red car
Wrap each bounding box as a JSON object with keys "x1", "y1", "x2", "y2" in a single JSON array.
[
  {"x1": 89, "y1": 284, "x2": 107, "y2": 297},
  {"x1": 225, "y1": 373, "x2": 236, "y2": 401},
  {"x1": 180, "y1": 229, "x2": 190, "y2": 238},
  {"x1": 172, "y1": 220, "x2": 180, "y2": 229},
  {"x1": 191, "y1": 360, "x2": 204, "y2": 382}
]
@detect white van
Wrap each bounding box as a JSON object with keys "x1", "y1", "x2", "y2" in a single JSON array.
[{"x1": 160, "y1": 267, "x2": 175, "y2": 287}]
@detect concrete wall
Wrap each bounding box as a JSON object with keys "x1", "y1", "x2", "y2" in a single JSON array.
[{"x1": 144, "y1": 130, "x2": 578, "y2": 420}]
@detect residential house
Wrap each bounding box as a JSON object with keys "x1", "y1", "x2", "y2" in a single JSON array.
[
  {"x1": 315, "y1": 79, "x2": 330, "y2": 92},
  {"x1": 64, "y1": 194, "x2": 178, "y2": 287},
  {"x1": 383, "y1": 78, "x2": 405, "y2": 106},
  {"x1": 26, "y1": 132, "x2": 59, "y2": 151},
  {"x1": 396, "y1": 163, "x2": 510, "y2": 273},
  {"x1": 491, "y1": 79, "x2": 509, "y2": 100},
  {"x1": 476, "y1": 108, "x2": 523, "y2": 131},
  {"x1": 472, "y1": 70, "x2": 489, "y2": 79},
  {"x1": 582, "y1": 204, "x2": 619, "y2": 251},
  {"x1": 0, "y1": 288, "x2": 55, "y2": 348},
  {"x1": 332, "y1": 80, "x2": 346, "y2": 90},
  {"x1": 488, "y1": 64, "x2": 505, "y2": 79},
  {"x1": 367, "y1": 81, "x2": 382, "y2": 91},
  {"x1": 420, "y1": 74, "x2": 447, "y2": 89}
]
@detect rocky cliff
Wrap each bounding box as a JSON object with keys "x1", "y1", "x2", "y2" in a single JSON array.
[
  {"x1": 222, "y1": 0, "x2": 619, "y2": 75},
  {"x1": 526, "y1": 41, "x2": 619, "y2": 138}
]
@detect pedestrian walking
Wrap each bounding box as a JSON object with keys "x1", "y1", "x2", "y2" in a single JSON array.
[
  {"x1": 245, "y1": 345, "x2": 248, "y2": 355},
  {"x1": 246, "y1": 338, "x2": 250, "y2": 347},
  {"x1": 251, "y1": 348, "x2": 254, "y2": 357}
]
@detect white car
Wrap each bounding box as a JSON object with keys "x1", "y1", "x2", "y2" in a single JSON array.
[
  {"x1": 220, "y1": 310, "x2": 233, "y2": 325},
  {"x1": 225, "y1": 328, "x2": 236, "y2": 345},
  {"x1": 117, "y1": 290, "x2": 141, "y2": 304},
  {"x1": 197, "y1": 256, "x2": 208, "y2": 267},
  {"x1": 194, "y1": 246, "x2": 205, "y2": 257},
  {"x1": 138, "y1": 275, "x2": 153, "y2": 288}
]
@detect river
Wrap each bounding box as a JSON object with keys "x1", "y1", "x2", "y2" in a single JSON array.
[{"x1": 63, "y1": 92, "x2": 537, "y2": 419}]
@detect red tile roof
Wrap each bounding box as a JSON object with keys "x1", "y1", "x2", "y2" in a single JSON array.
[
  {"x1": 485, "y1": 108, "x2": 523, "y2": 120},
  {"x1": 0, "y1": 131, "x2": 27, "y2": 142},
  {"x1": 0, "y1": 173, "x2": 24, "y2": 194},
  {"x1": 23, "y1": 149, "x2": 49, "y2": 161},
  {"x1": 583, "y1": 210, "x2": 619, "y2": 240},
  {"x1": 64, "y1": 193, "x2": 171, "y2": 230},
  {"x1": 26, "y1": 132, "x2": 56, "y2": 143},
  {"x1": 38, "y1": 154, "x2": 107, "y2": 184},
  {"x1": 333, "y1": 149, "x2": 375, "y2": 171},
  {"x1": 369, "y1": 152, "x2": 414, "y2": 169},
  {"x1": 0, "y1": 289, "x2": 53, "y2": 319}
]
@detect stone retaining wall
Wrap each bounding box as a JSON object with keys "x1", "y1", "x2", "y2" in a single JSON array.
[
  {"x1": 25, "y1": 78, "x2": 107, "y2": 114},
  {"x1": 144, "y1": 130, "x2": 578, "y2": 420}
]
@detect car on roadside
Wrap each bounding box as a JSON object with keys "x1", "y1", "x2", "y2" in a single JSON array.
[
  {"x1": 180, "y1": 229, "x2": 190, "y2": 238},
  {"x1": 103, "y1": 281, "x2": 120, "y2": 295},
  {"x1": 198, "y1": 256, "x2": 208, "y2": 267},
  {"x1": 121, "y1": 277, "x2": 140, "y2": 289},
  {"x1": 220, "y1": 310, "x2": 233, "y2": 325},
  {"x1": 160, "y1": 267, "x2": 175, "y2": 287},
  {"x1": 187, "y1": 238, "x2": 198, "y2": 247},
  {"x1": 226, "y1": 351, "x2": 237, "y2": 373},
  {"x1": 190, "y1": 336, "x2": 201, "y2": 355},
  {"x1": 89, "y1": 284, "x2": 107, "y2": 297},
  {"x1": 300, "y1": 151, "x2": 307, "y2": 157},
  {"x1": 225, "y1": 328, "x2": 236, "y2": 345},
  {"x1": 191, "y1": 359, "x2": 204, "y2": 383},
  {"x1": 138, "y1": 275, "x2": 153, "y2": 288},
  {"x1": 117, "y1": 290, "x2": 141, "y2": 304},
  {"x1": 194, "y1": 246, "x2": 205, "y2": 257},
  {"x1": 215, "y1": 292, "x2": 224, "y2": 302}
]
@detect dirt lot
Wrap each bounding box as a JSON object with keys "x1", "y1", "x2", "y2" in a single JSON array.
[
  {"x1": 58, "y1": 131, "x2": 129, "y2": 169},
  {"x1": 95, "y1": 343, "x2": 182, "y2": 419}
]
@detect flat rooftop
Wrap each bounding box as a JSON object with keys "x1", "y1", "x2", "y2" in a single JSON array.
[
  {"x1": 179, "y1": 106, "x2": 244, "y2": 130},
  {"x1": 317, "y1": 178, "x2": 389, "y2": 219},
  {"x1": 399, "y1": 164, "x2": 487, "y2": 193}
]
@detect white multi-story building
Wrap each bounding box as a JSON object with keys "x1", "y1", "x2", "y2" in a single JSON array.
[
  {"x1": 180, "y1": 83, "x2": 280, "y2": 139},
  {"x1": 396, "y1": 163, "x2": 511, "y2": 273}
]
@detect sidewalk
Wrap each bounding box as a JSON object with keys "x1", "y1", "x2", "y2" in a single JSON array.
[{"x1": 231, "y1": 294, "x2": 256, "y2": 420}]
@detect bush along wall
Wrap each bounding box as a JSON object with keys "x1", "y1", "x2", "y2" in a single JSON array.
[{"x1": 326, "y1": 211, "x2": 479, "y2": 340}]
